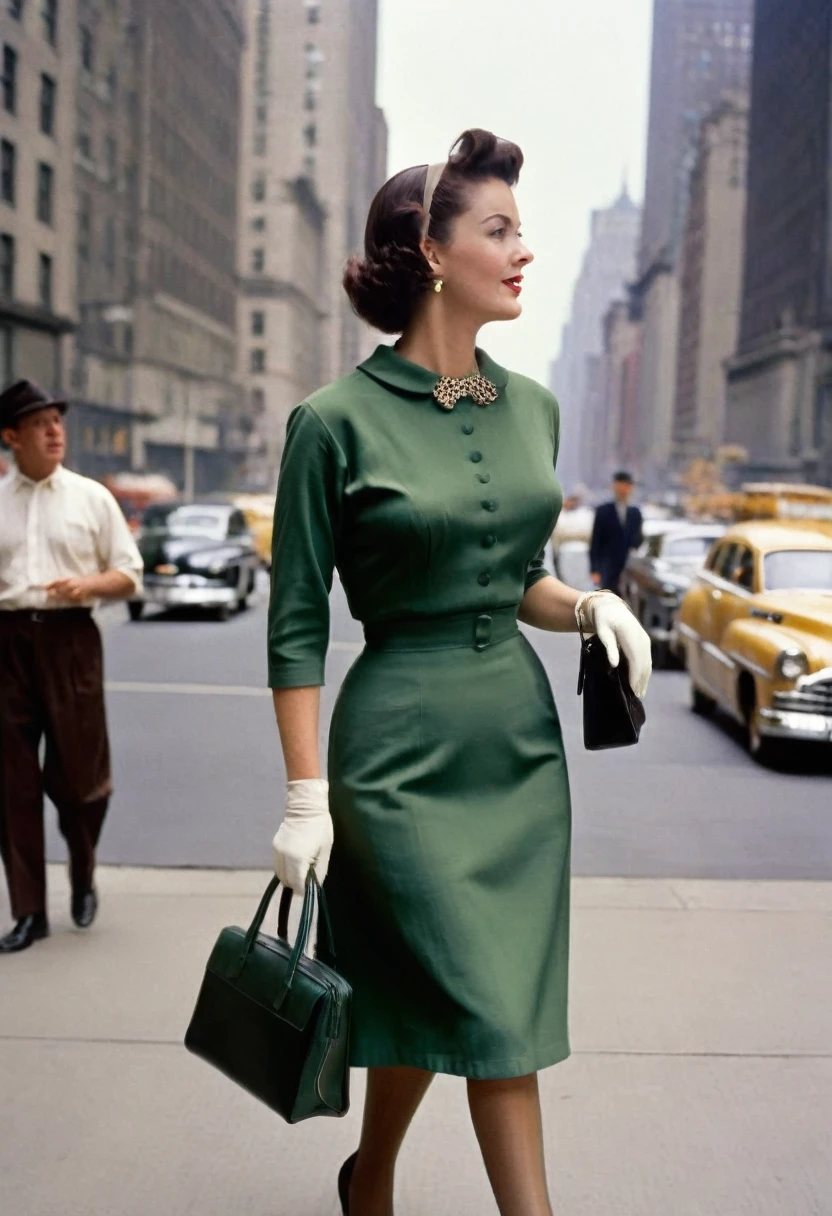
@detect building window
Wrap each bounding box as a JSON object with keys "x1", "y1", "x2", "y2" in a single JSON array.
[
  {"x1": 103, "y1": 216, "x2": 115, "y2": 270},
  {"x1": 38, "y1": 252, "x2": 52, "y2": 308},
  {"x1": 42, "y1": 0, "x2": 58, "y2": 46},
  {"x1": 40, "y1": 73, "x2": 56, "y2": 135},
  {"x1": 305, "y1": 3, "x2": 321, "y2": 25},
  {"x1": 80, "y1": 25, "x2": 94, "y2": 72},
  {"x1": 9, "y1": 1, "x2": 25, "y2": 20},
  {"x1": 37, "y1": 162, "x2": 54, "y2": 224},
  {"x1": 105, "y1": 65, "x2": 117, "y2": 101},
  {"x1": 251, "y1": 216, "x2": 266, "y2": 232},
  {"x1": 303, "y1": 122, "x2": 317, "y2": 148},
  {"x1": 0, "y1": 233, "x2": 13, "y2": 295},
  {"x1": 251, "y1": 387, "x2": 265, "y2": 414},
  {"x1": 105, "y1": 135, "x2": 117, "y2": 181},
  {"x1": 251, "y1": 176, "x2": 266, "y2": 202},
  {"x1": 1, "y1": 140, "x2": 15, "y2": 206},
  {"x1": 77, "y1": 125, "x2": 92, "y2": 160},
  {"x1": 303, "y1": 87, "x2": 317, "y2": 112},
  {"x1": 256, "y1": 104, "x2": 267, "y2": 123},
  {"x1": 2, "y1": 45, "x2": 17, "y2": 114},
  {"x1": 78, "y1": 193, "x2": 91, "y2": 261},
  {"x1": 251, "y1": 310, "x2": 265, "y2": 336},
  {"x1": 250, "y1": 348, "x2": 265, "y2": 373},
  {"x1": 253, "y1": 132, "x2": 267, "y2": 156},
  {"x1": 251, "y1": 248, "x2": 265, "y2": 273}
]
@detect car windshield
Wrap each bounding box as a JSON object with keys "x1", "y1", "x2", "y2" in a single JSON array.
[
  {"x1": 763, "y1": 549, "x2": 832, "y2": 591},
  {"x1": 141, "y1": 505, "x2": 227, "y2": 539},
  {"x1": 663, "y1": 536, "x2": 718, "y2": 560}
]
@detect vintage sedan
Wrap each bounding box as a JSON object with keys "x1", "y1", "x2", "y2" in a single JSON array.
[
  {"x1": 677, "y1": 521, "x2": 832, "y2": 763},
  {"x1": 129, "y1": 503, "x2": 261, "y2": 621},
  {"x1": 621, "y1": 523, "x2": 725, "y2": 666}
]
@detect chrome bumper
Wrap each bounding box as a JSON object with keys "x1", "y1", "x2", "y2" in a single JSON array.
[
  {"x1": 139, "y1": 576, "x2": 237, "y2": 608},
  {"x1": 758, "y1": 708, "x2": 832, "y2": 743}
]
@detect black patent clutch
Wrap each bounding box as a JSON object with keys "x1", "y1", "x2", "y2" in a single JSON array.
[{"x1": 577, "y1": 627, "x2": 646, "y2": 751}]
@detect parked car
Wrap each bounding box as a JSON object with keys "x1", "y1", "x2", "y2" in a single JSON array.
[
  {"x1": 676, "y1": 521, "x2": 832, "y2": 764},
  {"x1": 130, "y1": 503, "x2": 261, "y2": 621},
  {"x1": 620, "y1": 523, "x2": 725, "y2": 666}
]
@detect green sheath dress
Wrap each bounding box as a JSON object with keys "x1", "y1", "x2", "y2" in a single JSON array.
[{"x1": 268, "y1": 343, "x2": 571, "y2": 1079}]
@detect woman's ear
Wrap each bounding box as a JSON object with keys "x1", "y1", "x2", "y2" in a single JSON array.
[{"x1": 420, "y1": 238, "x2": 442, "y2": 272}]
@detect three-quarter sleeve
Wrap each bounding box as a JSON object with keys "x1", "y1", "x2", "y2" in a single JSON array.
[
  {"x1": 267, "y1": 402, "x2": 346, "y2": 689},
  {"x1": 524, "y1": 392, "x2": 561, "y2": 592}
]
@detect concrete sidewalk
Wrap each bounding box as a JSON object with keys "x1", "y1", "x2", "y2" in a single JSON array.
[{"x1": 1, "y1": 867, "x2": 830, "y2": 1216}]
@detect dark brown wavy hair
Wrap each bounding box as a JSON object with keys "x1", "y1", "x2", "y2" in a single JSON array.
[{"x1": 343, "y1": 128, "x2": 524, "y2": 335}]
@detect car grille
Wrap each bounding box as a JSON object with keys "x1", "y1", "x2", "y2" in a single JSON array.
[{"x1": 773, "y1": 679, "x2": 832, "y2": 715}]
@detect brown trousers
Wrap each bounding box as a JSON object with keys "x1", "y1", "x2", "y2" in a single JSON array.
[{"x1": 0, "y1": 610, "x2": 111, "y2": 918}]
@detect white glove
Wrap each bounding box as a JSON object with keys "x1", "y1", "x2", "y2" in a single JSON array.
[
  {"x1": 272, "y1": 778, "x2": 333, "y2": 895},
  {"x1": 575, "y1": 590, "x2": 652, "y2": 700}
]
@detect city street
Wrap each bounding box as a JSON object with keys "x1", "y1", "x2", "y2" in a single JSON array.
[
  {"x1": 48, "y1": 571, "x2": 832, "y2": 881},
  {"x1": 2, "y1": 578, "x2": 829, "y2": 1215}
]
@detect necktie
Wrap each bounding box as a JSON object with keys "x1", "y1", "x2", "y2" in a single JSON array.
[{"x1": 433, "y1": 373, "x2": 499, "y2": 411}]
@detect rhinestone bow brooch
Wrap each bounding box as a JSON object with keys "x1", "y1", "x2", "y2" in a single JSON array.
[{"x1": 433, "y1": 372, "x2": 499, "y2": 411}]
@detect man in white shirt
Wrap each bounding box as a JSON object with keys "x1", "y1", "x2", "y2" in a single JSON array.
[{"x1": 0, "y1": 380, "x2": 143, "y2": 953}]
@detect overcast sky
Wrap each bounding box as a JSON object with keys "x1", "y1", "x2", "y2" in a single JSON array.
[{"x1": 376, "y1": 0, "x2": 653, "y2": 387}]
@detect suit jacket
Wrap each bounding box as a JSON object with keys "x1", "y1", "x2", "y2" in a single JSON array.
[{"x1": 589, "y1": 501, "x2": 644, "y2": 590}]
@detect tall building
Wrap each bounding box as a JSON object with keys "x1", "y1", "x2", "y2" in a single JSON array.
[
  {"x1": 68, "y1": 0, "x2": 249, "y2": 493},
  {"x1": 239, "y1": 0, "x2": 387, "y2": 483},
  {"x1": 551, "y1": 186, "x2": 641, "y2": 492},
  {"x1": 725, "y1": 0, "x2": 832, "y2": 486},
  {"x1": 596, "y1": 298, "x2": 642, "y2": 483},
  {"x1": 673, "y1": 94, "x2": 748, "y2": 466},
  {"x1": 1, "y1": 0, "x2": 76, "y2": 394},
  {"x1": 632, "y1": 0, "x2": 754, "y2": 488}
]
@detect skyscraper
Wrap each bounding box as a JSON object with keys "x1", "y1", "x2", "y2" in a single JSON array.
[
  {"x1": 69, "y1": 0, "x2": 249, "y2": 492},
  {"x1": 632, "y1": 0, "x2": 753, "y2": 488},
  {"x1": 0, "y1": 0, "x2": 77, "y2": 396},
  {"x1": 551, "y1": 186, "x2": 641, "y2": 491},
  {"x1": 725, "y1": 0, "x2": 832, "y2": 485},
  {"x1": 239, "y1": 0, "x2": 387, "y2": 481}
]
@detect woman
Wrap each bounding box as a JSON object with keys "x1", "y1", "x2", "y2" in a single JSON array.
[{"x1": 267, "y1": 129, "x2": 651, "y2": 1216}]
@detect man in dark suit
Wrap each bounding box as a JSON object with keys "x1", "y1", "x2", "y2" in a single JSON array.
[{"x1": 589, "y1": 470, "x2": 644, "y2": 595}]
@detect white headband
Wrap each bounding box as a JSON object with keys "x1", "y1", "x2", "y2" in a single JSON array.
[{"x1": 421, "y1": 162, "x2": 446, "y2": 239}]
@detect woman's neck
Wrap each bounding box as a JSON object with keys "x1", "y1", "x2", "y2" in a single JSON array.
[{"x1": 396, "y1": 305, "x2": 481, "y2": 379}]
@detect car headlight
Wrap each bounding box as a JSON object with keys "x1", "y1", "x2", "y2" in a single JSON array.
[{"x1": 776, "y1": 649, "x2": 809, "y2": 680}]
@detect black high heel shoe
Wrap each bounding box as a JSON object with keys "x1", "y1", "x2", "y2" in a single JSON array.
[{"x1": 337, "y1": 1151, "x2": 358, "y2": 1215}]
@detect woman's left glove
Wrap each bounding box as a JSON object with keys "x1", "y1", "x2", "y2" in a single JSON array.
[
  {"x1": 272, "y1": 778, "x2": 333, "y2": 895},
  {"x1": 576, "y1": 591, "x2": 652, "y2": 700}
]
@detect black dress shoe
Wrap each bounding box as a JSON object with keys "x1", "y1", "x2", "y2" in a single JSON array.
[
  {"x1": 337, "y1": 1151, "x2": 359, "y2": 1216},
  {"x1": 0, "y1": 913, "x2": 49, "y2": 954},
  {"x1": 71, "y1": 887, "x2": 98, "y2": 929}
]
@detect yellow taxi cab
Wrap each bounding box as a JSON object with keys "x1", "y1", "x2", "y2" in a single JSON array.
[
  {"x1": 676, "y1": 520, "x2": 832, "y2": 763},
  {"x1": 229, "y1": 493, "x2": 275, "y2": 568}
]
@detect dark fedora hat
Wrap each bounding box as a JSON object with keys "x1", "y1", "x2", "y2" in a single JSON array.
[{"x1": 0, "y1": 379, "x2": 68, "y2": 431}]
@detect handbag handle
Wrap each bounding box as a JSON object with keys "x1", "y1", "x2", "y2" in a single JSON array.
[
  {"x1": 277, "y1": 880, "x2": 337, "y2": 966},
  {"x1": 231, "y1": 871, "x2": 336, "y2": 1009}
]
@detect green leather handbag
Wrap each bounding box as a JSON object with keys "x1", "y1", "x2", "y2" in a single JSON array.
[{"x1": 184, "y1": 871, "x2": 351, "y2": 1124}]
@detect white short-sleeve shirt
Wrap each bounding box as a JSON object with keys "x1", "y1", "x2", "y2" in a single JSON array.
[{"x1": 0, "y1": 464, "x2": 144, "y2": 610}]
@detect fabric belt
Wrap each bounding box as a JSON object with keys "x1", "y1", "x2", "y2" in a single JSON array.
[
  {"x1": 0, "y1": 607, "x2": 93, "y2": 624},
  {"x1": 363, "y1": 605, "x2": 520, "y2": 653}
]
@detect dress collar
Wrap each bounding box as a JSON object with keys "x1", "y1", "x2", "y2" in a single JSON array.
[{"x1": 357, "y1": 343, "x2": 509, "y2": 399}]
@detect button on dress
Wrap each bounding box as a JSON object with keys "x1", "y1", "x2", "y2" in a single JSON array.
[{"x1": 267, "y1": 343, "x2": 571, "y2": 1079}]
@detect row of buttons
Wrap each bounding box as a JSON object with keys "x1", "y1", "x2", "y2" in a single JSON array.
[{"x1": 459, "y1": 414, "x2": 498, "y2": 587}]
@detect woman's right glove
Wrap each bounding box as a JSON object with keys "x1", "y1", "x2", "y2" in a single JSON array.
[
  {"x1": 272, "y1": 778, "x2": 333, "y2": 895},
  {"x1": 575, "y1": 590, "x2": 652, "y2": 700}
]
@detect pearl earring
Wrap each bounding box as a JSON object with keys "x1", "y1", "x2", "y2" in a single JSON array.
[{"x1": 433, "y1": 278, "x2": 444, "y2": 294}]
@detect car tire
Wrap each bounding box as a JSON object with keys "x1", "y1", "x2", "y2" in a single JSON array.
[
  {"x1": 691, "y1": 683, "x2": 716, "y2": 716},
  {"x1": 237, "y1": 569, "x2": 256, "y2": 612},
  {"x1": 215, "y1": 604, "x2": 232, "y2": 622},
  {"x1": 652, "y1": 639, "x2": 670, "y2": 670},
  {"x1": 747, "y1": 704, "x2": 783, "y2": 768},
  {"x1": 128, "y1": 601, "x2": 144, "y2": 622}
]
